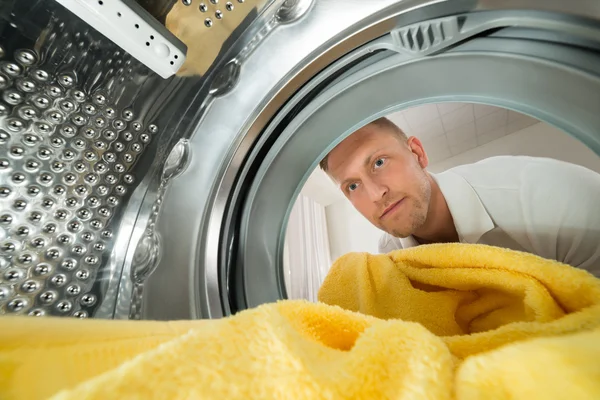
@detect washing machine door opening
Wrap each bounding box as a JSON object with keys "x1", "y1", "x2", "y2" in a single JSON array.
[{"x1": 222, "y1": 12, "x2": 600, "y2": 317}]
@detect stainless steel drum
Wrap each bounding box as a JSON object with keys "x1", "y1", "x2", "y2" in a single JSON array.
[{"x1": 1, "y1": 0, "x2": 600, "y2": 320}]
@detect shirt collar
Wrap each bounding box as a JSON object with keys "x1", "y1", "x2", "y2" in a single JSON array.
[{"x1": 399, "y1": 170, "x2": 495, "y2": 247}]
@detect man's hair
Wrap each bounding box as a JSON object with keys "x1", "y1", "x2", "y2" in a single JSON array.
[{"x1": 319, "y1": 117, "x2": 408, "y2": 173}]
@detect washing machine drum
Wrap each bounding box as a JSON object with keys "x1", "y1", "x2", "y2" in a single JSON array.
[{"x1": 0, "y1": 0, "x2": 599, "y2": 320}]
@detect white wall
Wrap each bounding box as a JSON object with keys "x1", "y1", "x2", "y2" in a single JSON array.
[{"x1": 324, "y1": 122, "x2": 600, "y2": 260}]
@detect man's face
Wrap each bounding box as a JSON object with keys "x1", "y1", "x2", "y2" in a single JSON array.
[{"x1": 327, "y1": 125, "x2": 432, "y2": 238}]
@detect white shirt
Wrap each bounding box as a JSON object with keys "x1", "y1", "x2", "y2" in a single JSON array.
[{"x1": 378, "y1": 156, "x2": 600, "y2": 276}]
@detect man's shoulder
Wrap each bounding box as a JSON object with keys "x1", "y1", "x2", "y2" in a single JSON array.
[{"x1": 443, "y1": 155, "x2": 585, "y2": 188}]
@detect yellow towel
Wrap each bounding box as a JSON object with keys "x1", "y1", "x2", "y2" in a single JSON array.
[{"x1": 1, "y1": 244, "x2": 600, "y2": 399}]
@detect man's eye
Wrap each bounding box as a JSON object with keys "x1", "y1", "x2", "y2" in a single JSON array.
[
  {"x1": 348, "y1": 183, "x2": 358, "y2": 192},
  {"x1": 374, "y1": 158, "x2": 385, "y2": 168}
]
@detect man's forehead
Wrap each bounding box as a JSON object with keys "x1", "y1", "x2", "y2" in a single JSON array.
[{"x1": 328, "y1": 129, "x2": 393, "y2": 179}]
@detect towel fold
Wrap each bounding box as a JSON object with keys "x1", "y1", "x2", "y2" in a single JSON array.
[{"x1": 1, "y1": 243, "x2": 600, "y2": 399}]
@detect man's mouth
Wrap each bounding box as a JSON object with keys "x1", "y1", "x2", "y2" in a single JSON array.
[{"x1": 380, "y1": 198, "x2": 405, "y2": 219}]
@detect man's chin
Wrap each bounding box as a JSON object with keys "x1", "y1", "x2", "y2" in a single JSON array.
[{"x1": 387, "y1": 229, "x2": 411, "y2": 239}]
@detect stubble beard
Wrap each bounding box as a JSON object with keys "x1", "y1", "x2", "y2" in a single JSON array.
[{"x1": 387, "y1": 173, "x2": 431, "y2": 238}]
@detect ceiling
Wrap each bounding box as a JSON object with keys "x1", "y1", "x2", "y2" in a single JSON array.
[
  {"x1": 301, "y1": 102, "x2": 540, "y2": 206},
  {"x1": 387, "y1": 102, "x2": 538, "y2": 164}
]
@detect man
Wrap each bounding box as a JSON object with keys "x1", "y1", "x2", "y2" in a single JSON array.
[{"x1": 320, "y1": 117, "x2": 600, "y2": 275}]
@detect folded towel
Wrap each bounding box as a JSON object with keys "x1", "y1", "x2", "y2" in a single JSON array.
[
  {"x1": 318, "y1": 243, "x2": 600, "y2": 359},
  {"x1": 1, "y1": 244, "x2": 599, "y2": 399}
]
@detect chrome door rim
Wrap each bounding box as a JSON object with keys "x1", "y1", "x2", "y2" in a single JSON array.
[
  {"x1": 232, "y1": 11, "x2": 600, "y2": 311},
  {"x1": 145, "y1": 0, "x2": 600, "y2": 320}
]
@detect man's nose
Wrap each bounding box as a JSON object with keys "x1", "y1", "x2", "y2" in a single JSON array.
[{"x1": 364, "y1": 180, "x2": 388, "y2": 201}]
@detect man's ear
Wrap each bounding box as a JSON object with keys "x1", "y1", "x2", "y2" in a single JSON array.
[{"x1": 406, "y1": 136, "x2": 429, "y2": 169}]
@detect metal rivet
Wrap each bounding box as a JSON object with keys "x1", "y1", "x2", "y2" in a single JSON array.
[
  {"x1": 73, "y1": 310, "x2": 88, "y2": 318},
  {"x1": 29, "y1": 309, "x2": 45, "y2": 316},
  {"x1": 18, "y1": 106, "x2": 37, "y2": 120},
  {"x1": 76, "y1": 269, "x2": 90, "y2": 280},
  {"x1": 44, "y1": 223, "x2": 57, "y2": 233},
  {"x1": 46, "y1": 248, "x2": 61, "y2": 259},
  {"x1": 59, "y1": 74, "x2": 75, "y2": 87},
  {"x1": 33, "y1": 69, "x2": 49, "y2": 81},
  {"x1": 56, "y1": 300, "x2": 72, "y2": 312},
  {"x1": 63, "y1": 150, "x2": 76, "y2": 160},
  {"x1": 81, "y1": 232, "x2": 94, "y2": 242},
  {"x1": 97, "y1": 185, "x2": 109, "y2": 196},
  {"x1": 101, "y1": 229, "x2": 113, "y2": 239},
  {"x1": 0, "y1": 214, "x2": 13, "y2": 225},
  {"x1": 48, "y1": 85, "x2": 63, "y2": 97},
  {"x1": 122, "y1": 110, "x2": 134, "y2": 120},
  {"x1": 90, "y1": 219, "x2": 104, "y2": 230},
  {"x1": 0, "y1": 187, "x2": 11, "y2": 197},
  {"x1": 83, "y1": 127, "x2": 96, "y2": 139},
  {"x1": 98, "y1": 207, "x2": 111, "y2": 218},
  {"x1": 51, "y1": 137, "x2": 65, "y2": 147},
  {"x1": 31, "y1": 237, "x2": 45, "y2": 248},
  {"x1": 21, "y1": 280, "x2": 39, "y2": 293},
  {"x1": 4, "y1": 268, "x2": 23, "y2": 281},
  {"x1": 199, "y1": 3, "x2": 208, "y2": 11},
  {"x1": 51, "y1": 161, "x2": 65, "y2": 172},
  {"x1": 67, "y1": 284, "x2": 81, "y2": 295},
  {"x1": 7, "y1": 118, "x2": 25, "y2": 132},
  {"x1": 13, "y1": 199, "x2": 27, "y2": 210},
  {"x1": 182, "y1": 0, "x2": 192, "y2": 4},
  {"x1": 80, "y1": 294, "x2": 97, "y2": 306},
  {"x1": 57, "y1": 234, "x2": 71, "y2": 244},
  {"x1": 54, "y1": 185, "x2": 66, "y2": 195},
  {"x1": 85, "y1": 255, "x2": 98, "y2": 264},
  {"x1": 63, "y1": 173, "x2": 77, "y2": 185},
  {"x1": 204, "y1": 18, "x2": 213, "y2": 27},
  {"x1": 77, "y1": 208, "x2": 91, "y2": 220},
  {"x1": 72, "y1": 244, "x2": 85, "y2": 255},
  {"x1": 68, "y1": 220, "x2": 82, "y2": 232},
  {"x1": 34, "y1": 263, "x2": 51, "y2": 276},
  {"x1": 15, "y1": 49, "x2": 38, "y2": 66},
  {"x1": 226, "y1": 1, "x2": 233, "y2": 10},
  {"x1": 12, "y1": 173, "x2": 25, "y2": 183},
  {"x1": 38, "y1": 147, "x2": 52, "y2": 159},
  {"x1": 62, "y1": 258, "x2": 77, "y2": 270},
  {"x1": 51, "y1": 274, "x2": 67, "y2": 286},
  {"x1": 39, "y1": 173, "x2": 54, "y2": 184},
  {"x1": 40, "y1": 291, "x2": 56, "y2": 304},
  {"x1": 76, "y1": 185, "x2": 88, "y2": 196},
  {"x1": 29, "y1": 212, "x2": 42, "y2": 223},
  {"x1": 3, "y1": 62, "x2": 22, "y2": 76},
  {"x1": 16, "y1": 226, "x2": 29, "y2": 236},
  {"x1": 18, "y1": 253, "x2": 33, "y2": 264},
  {"x1": 114, "y1": 185, "x2": 127, "y2": 195},
  {"x1": 75, "y1": 162, "x2": 87, "y2": 173},
  {"x1": 25, "y1": 160, "x2": 40, "y2": 171},
  {"x1": 215, "y1": 10, "x2": 223, "y2": 18},
  {"x1": 10, "y1": 146, "x2": 24, "y2": 157},
  {"x1": 7, "y1": 298, "x2": 27, "y2": 312}
]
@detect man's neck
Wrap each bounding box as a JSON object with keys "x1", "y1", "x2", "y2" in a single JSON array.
[{"x1": 412, "y1": 175, "x2": 459, "y2": 244}]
